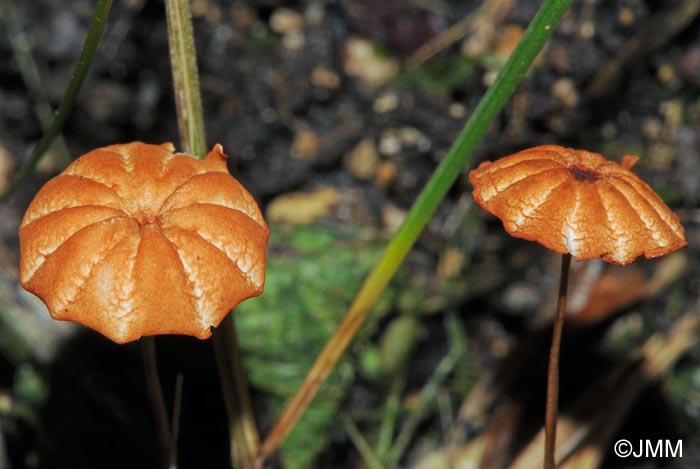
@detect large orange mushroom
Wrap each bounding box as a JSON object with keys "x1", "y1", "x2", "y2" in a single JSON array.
[
  {"x1": 469, "y1": 145, "x2": 686, "y2": 469},
  {"x1": 19, "y1": 141, "x2": 269, "y2": 344}
]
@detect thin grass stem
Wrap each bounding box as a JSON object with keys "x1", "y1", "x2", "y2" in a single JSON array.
[
  {"x1": 0, "y1": 0, "x2": 71, "y2": 168},
  {"x1": 0, "y1": 0, "x2": 113, "y2": 202},
  {"x1": 385, "y1": 315, "x2": 464, "y2": 468},
  {"x1": 342, "y1": 415, "x2": 384, "y2": 469},
  {"x1": 165, "y1": 0, "x2": 206, "y2": 158},
  {"x1": 376, "y1": 377, "x2": 404, "y2": 461}
]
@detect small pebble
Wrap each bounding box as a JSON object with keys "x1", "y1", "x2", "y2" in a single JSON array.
[
  {"x1": 282, "y1": 30, "x2": 305, "y2": 51},
  {"x1": 502, "y1": 282, "x2": 540, "y2": 314},
  {"x1": 343, "y1": 38, "x2": 399, "y2": 88},
  {"x1": 267, "y1": 187, "x2": 341, "y2": 224},
  {"x1": 378, "y1": 130, "x2": 402, "y2": 156},
  {"x1": 381, "y1": 203, "x2": 406, "y2": 234},
  {"x1": 642, "y1": 117, "x2": 663, "y2": 141},
  {"x1": 311, "y1": 66, "x2": 341, "y2": 89},
  {"x1": 493, "y1": 24, "x2": 524, "y2": 59},
  {"x1": 657, "y1": 63, "x2": 678, "y2": 88},
  {"x1": 291, "y1": 128, "x2": 321, "y2": 160},
  {"x1": 437, "y1": 248, "x2": 465, "y2": 280},
  {"x1": 375, "y1": 161, "x2": 397, "y2": 187},
  {"x1": 448, "y1": 103, "x2": 467, "y2": 120},
  {"x1": 462, "y1": 32, "x2": 490, "y2": 58},
  {"x1": 551, "y1": 78, "x2": 579, "y2": 108},
  {"x1": 618, "y1": 7, "x2": 635, "y2": 26},
  {"x1": 270, "y1": 8, "x2": 304, "y2": 34},
  {"x1": 482, "y1": 69, "x2": 498, "y2": 87},
  {"x1": 345, "y1": 139, "x2": 379, "y2": 181},
  {"x1": 373, "y1": 92, "x2": 399, "y2": 114},
  {"x1": 399, "y1": 127, "x2": 430, "y2": 152},
  {"x1": 579, "y1": 21, "x2": 595, "y2": 39},
  {"x1": 192, "y1": 0, "x2": 221, "y2": 22}
]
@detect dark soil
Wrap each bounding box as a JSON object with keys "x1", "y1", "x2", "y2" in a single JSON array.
[{"x1": 1, "y1": 0, "x2": 699, "y2": 468}]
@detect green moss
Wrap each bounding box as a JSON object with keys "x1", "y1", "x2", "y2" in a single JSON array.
[{"x1": 235, "y1": 223, "x2": 391, "y2": 467}]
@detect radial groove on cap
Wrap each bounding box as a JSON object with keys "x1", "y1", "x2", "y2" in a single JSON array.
[
  {"x1": 20, "y1": 207, "x2": 127, "y2": 281},
  {"x1": 512, "y1": 176, "x2": 568, "y2": 230},
  {"x1": 616, "y1": 176, "x2": 684, "y2": 242},
  {"x1": 171, "y1": 245, "x2": 210, "y2": 330},
  {"x1": 21, "y1": 176, "x2": 125, "y2": 226},
  {"x1": 74, "y1": 232, "x2": 140, "y2": 340},
  {"x1": 37, "y1": 221, "x2": 135, "y2": 313},
  {"x1": 161, "y1": 172, "x2": 266, "y2": 226},
  {"x1": 161, "y1": 203, "x2": 266, "y2": 286},
  {"x1": 563, "y1": 185, "x2": 582, "y2": 257}
]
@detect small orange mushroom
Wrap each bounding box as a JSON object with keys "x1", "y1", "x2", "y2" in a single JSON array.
[
  {"x1": 469, "y1": 145, "x2": 686, "y2": 265},
  {"x1": 469, "y1": 145, "x2": 686, "y2": 469},
  {"x1": 19, "y1": 142, "x2": 269, "y2": 344}
]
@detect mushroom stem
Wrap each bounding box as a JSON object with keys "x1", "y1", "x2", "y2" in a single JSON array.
[
  {"x1": 212, "y1": 318, "x2": 261, "y2": 468},
  {"x1": 544, "y1": 253, "x2": 571, "y2": 469},
  {"x1": 141, "y1": 337, "x2": 174, "y2": 469}
]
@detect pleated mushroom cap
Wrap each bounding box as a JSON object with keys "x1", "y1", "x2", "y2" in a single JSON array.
[
  {"x1": 19, "y1": 142, "x2": 270, "y2": 344},
  {"x1": 469, "y1": 145, "x2": 686, "y2": 265}
]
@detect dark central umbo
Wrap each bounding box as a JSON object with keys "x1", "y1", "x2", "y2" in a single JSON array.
[{"x1": 569, "y1": 166, "x2": 599, "y2": 182}]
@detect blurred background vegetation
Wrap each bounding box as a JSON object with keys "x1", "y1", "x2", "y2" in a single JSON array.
[{"x1": 0, "y1": 0, "x2": 699, "y2": 467}]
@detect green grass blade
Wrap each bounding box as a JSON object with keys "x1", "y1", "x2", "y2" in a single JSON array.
[
  {"x1": 0, "y1": 0, "x2": 113, "y2": 202},
  {"x1": 368, "y1": 0, "x2": 572, "y2": 294},
  {"x1": 259, "y1": 0, "x2": 573, "y2": 461},
  {"x1": 0, "y1": 0, "x2": 72, "y2": 168}
]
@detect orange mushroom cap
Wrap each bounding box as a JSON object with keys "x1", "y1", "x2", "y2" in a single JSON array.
[
  {"x1": 469, "y1": 145, "x2": 686, "y2": 265},
  {"x1": 19, "y1": 142, "x2": 270, "y2": 344}
]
